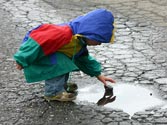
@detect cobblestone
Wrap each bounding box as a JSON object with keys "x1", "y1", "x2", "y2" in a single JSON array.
[{"x1": 0, "y1": 0, "x2": 167, "y2": 124}]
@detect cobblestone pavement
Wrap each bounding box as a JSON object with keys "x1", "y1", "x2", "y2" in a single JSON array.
[{"x1": 0, "y1": 0, "x2": 167, "y2": 124}]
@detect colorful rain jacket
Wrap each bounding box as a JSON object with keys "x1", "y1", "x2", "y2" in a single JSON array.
[{"x1": 13, "y1": 9, "x2": 115, "y2": 83}]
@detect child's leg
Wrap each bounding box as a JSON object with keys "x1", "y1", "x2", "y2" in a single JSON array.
[
  {"x1": 64, "y1": 73, "x2": 78, "y2": 94},
  {"x1": 44, "y1": 74, "x2": 68, "y2": 96},
  {"x1": 64, "y1": 73, "x2": 69, "y2": 84}
]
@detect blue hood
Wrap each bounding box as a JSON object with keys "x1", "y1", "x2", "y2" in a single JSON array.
[{"x1": 69, "y1": 9, "x2": 114, "y2": 43}]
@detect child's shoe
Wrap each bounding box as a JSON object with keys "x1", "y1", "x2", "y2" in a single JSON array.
[
  {"x1": 44, "y1": 92, "x2": 76, "y2": 102},
  {"x1": 64, "y1": 83, "x2": 78, "y2": 94}
]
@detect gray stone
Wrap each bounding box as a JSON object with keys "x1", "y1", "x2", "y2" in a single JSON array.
[
  {"x1": 119, "y1": 121, "x2": 132, "y2": 125},
  {"x1": 107, "y1": 122, "x2": 119, "y2": 125},
  {"x1": 155, "y1": 78, "x2": 167, "y2": 85},
  {"x1": 154, "y1": 117, "x2": 167, "y2": 124},
  {"x1": 102, "y1": 118, "x2": 113, "y2": 123}
]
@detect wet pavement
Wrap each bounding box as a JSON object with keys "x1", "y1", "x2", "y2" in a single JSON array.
[{"x1": 0, "y1": 0, "x2": 167, "y2": 124}]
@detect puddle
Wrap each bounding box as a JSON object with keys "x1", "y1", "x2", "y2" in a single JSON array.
[{"x1": 75, "y1": 83, "x2": 165, "y2": 116}]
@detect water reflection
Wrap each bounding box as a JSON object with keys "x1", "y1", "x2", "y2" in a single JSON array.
[
  {"x1": 97, "y1": 85, "x2": 116, "y2": 106},
  {"x1": 76, "y1": 83, "x2": 165, "y2": 115}
]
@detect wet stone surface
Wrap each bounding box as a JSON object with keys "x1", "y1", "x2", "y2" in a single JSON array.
[{"x1": 0, "y1": 0, "x2": 167, "y2": 124}]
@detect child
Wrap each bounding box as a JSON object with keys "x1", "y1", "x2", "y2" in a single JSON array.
[{"x1": 14, "y1": 9, "x2": 116, "y2": 102}]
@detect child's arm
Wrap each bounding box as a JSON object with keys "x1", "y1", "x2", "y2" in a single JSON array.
[
  {"x1": 75, "y1": 54, "x2": 116, "y2": 85},
  {"x1": 75, "y1": 54, "x2": 101, "y2": 77},
  {"x1": 75, "y1": 55, "x2": 115, "y2": 85},
  {"x1": 96, "y1": 75, "x2": 115, "y2": 85},
  {"x1": 13, "y1": 38, "x2": 43, "y2": 68}
]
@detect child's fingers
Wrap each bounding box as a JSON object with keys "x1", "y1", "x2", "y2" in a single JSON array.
[
  {"x1": 107, "y1": 78, "x2": 116, "y2": 83},
  {"x1": 16, "y1": 63, "x2": 23, "y2": 70},
  {"x1": 16, "y1": 65, "x2": 21, "y2": 70},
  {"x1": 110, "y1": 79, "x2": 116, "y2": 83}
]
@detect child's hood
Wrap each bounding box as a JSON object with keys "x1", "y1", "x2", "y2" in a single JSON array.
[{"x1": 69, "y1": 9, "x2": 114, "y2": 43}]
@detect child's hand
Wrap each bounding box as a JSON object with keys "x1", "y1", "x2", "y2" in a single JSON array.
[
  {"x1": 97, "y1": 75, "x2": 116, "y2": 86},
  {"x1": 15, "y1": 62, "x2": 23, "y2": 70}
]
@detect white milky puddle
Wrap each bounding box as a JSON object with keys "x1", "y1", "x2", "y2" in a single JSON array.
[{"x1": 75, "y1": 83, "x2": 166, "y2": 116}]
